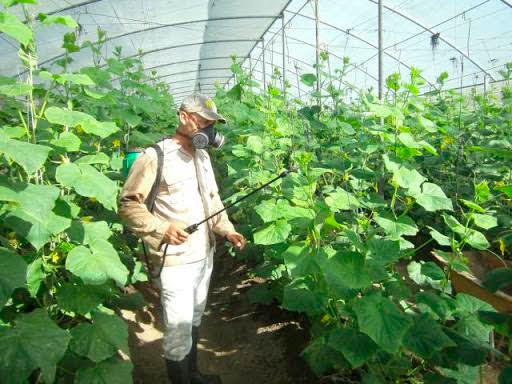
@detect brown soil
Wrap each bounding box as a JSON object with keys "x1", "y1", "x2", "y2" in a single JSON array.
[{"x1": 120, "y1": 252, "x2": 318, "y2": 384}]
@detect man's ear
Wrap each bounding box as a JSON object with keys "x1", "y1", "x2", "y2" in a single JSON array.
[{"x1": 178, "y1": 110, "x2": 188, "y2": 125}]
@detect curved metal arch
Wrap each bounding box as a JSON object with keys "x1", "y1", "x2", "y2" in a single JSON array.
[
  {"x1": 35, "y1": 14, "x2": 275, "y2": 69},
  {"x1": 368, "y1": 0, "x2": 496, "y2": 81},
  {"x1": 147, "y1": 67, "x2": 233, "y2": 82},
  {"x1": 145, "y1": 56, "x2": 246, "y2": 72},
  {"x1": 115, "y1": 39, "x2": 260, "y2": 63},
  {"x1": 501, "y1": 0, "x2": 512, "y2": 8},
  {"x1": 165, "y1": 75, "x2": 232, "y2": 86},
  {"x1": 44, "y1": 0, "x2": 104, "y2": 16},
  {"x1": 284, "y1": 10, "x2": 435, "y2": 88},
  {"x1": 167, "y1": 83, "x2": 220, "y2": 92},
  {"x1": 172, "y1": 88, "x2": 217, "y2": 97}
]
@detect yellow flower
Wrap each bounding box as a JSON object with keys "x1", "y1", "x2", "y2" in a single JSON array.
[
  {"x1": 50, "y1": 251, "x2": 61, "y2": 264},
  {"x1": 81, "y1": 216, "x2": 93, "y2": 223},
  {"x1": 76, "y1": 124, "x2": 84, "y2": 134},
  {"x1": 441, "y1": 136, "x2": 454, "y2": 150},
  {"x1": 499, "y1": 238, "x2": 506, "y2": 256},
  {"x1": 112, "y1": 139, "x2": 121, "y2": 148}
]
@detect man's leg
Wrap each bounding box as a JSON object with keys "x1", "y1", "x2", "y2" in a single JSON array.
[
  {"x1": 160, "y1": 259, "x2": 208, "y2": 383},
  {"x1": 189, "y1": 254, "x2": 221, "y2": 384}
]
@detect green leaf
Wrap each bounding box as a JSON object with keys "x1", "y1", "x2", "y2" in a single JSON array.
[
  {"x1": 0, "y1": 83, "x2": 32, "y2": 96},
  {"x1": 471, "y1": 213, "x2": 498, "y2": 230},
  {"x1": 393, "y1": 166, "x2": 426, "y2": 193},
  {"x1": 26, "y1": 258, "x2": 44, "y2": 297},
  {"x1": 66, "y1": 239, "x2": 129, "y2": 286},
  {"x1": 318, "y1": 251, "x2": 373, "y2": 290},
  {"x1": 300, "y1": 73, "x2": 317, "y2": 87},
  {"x1": 56, "y1": 73, "x2": 94, "y2": 85},
  {"x1": 439, "y1": 364, "x2": 479, "y2": 384},
  {"x1": 421, "y1": 262, "x2": 445, "y2": 280},
  {"x1": 327, "y1": 328, "x2": 378, "y2": 368},
  {"x1": 254, "y1": 199, "x2": 282, "y2": 223},
  {"x1": 1, "y1": 182, "x2": 71, "y2": 250},
  {"x1": 375, "y1": 213, "x2": 418, "y2": 239},
  {"x1": 496, "y1": 185, "x2": 512, "y2": 198},
  {"x1": 283, "y1": 243, "x2": 318, "y2": 279},
  {"x1": 353, "y1": 293, "x2": 412, "y2": 353},
  {"x1": 1, "y1": 125, "x2": 26, "y2": 139},
  {"x1": 56, "y1": 283, "x2": 108, "y2": 315},
  {"x1": 367, "y1": 238, "x2": 401, "y2": 265},
  {"x1": 302, "y1": 337, "x2": 345, "y2": 376},
  {"x1": 67, "y1": 220, "x2": 113, "y2": 245},
  {"x1": 50, "y1": 131, "x2": 81, "y2": 152},
  {"x1": 0, "y1": 131, "x2": 52, "y2": 175},
  {"x1": 325, "y1": 187, "x2": 361, "y2": 211},
  {"x1": 70, "y1": 311, "x2": 129, "y2": 362},
  {"x1": 1, "y1": 0, "x2": 37, "y2": 7},
  {"x1": 460, "y1": 199, "x2": 485, "y2": 213},
  {"x1": 455, "y1": 293, "x2": 494, "y2": 314},
  {"x1": 498, "y1": 366, "x2": 512, "y2": 384},
  {"x1": 56, "y1": 163, "x2": 118, "y2": 211},
  {"x1": 428, "y1": 226, "x2": 451, "y2": 246},
  {"x1": 414, "y1": 183, "x2": 453, "y2": 212},
  {"x1": 40, "y1": 15, "x2": 78, "y2": 29},
  {"x1": 74, "y1": 359, "x2": 133, "y2": 384},
  {"x1": 416, "y1": 291, "x2": 455, "y2": 320},
  {"x1": 282, "y1": 278, "x2": 326, "y2": 315},
  {"x1": 0, "y1": 247, "x2": 27, "y2": 309},
  {"x1": 0, "y1": 309, "x2": 70, "y2": 384},
  {"x1": 442, "y1": 214, "x2": 489, "y2": 250},
  {"x1": 253, "y1": 219, "x2": 291, "y2": 245},
  {"x1": 45, "y1": 107, "x2": 119, "y2": 139},
  {"x1": 482, "y1": 268, "x2": 512, "y2": 293},
  {"x1": 75, "y1": 152, "x2": 111, "y2": 165},
  {"x1": 0, "y1": 11, "x2": 33, "y2": 46},
  {"x1": 246, "y1": 135, "x2": 264, "y2": 154},
  {"x1": 403, "y1": 313, "x2": 455, "y2": 358},
  {"x1": 475, "y1": 181, "x2": 491, "y2": 203}
]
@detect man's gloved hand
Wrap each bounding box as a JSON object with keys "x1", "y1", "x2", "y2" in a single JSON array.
[
  {"x1": 226, "y1": 231, "x2": 246, "y2": 250},
  {"x1": 163, "y1": 222, "x2": 190, "y2": 245}
]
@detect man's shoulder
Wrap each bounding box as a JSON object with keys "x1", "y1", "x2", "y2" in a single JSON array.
[{"x1": 144, "y1": 138, "x2": 180, "y2": 159}]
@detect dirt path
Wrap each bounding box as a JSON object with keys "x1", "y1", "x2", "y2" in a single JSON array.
[{"x1": 120, "y1": 252, "x2": 317, "y2": 384}]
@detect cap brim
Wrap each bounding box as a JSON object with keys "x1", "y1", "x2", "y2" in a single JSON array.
[{"x1": 197, "y1": 110, "x2": 227, "y2": 124}]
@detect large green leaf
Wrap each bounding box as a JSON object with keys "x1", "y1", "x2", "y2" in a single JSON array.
[
  {"x1": 45, "y1": 106, "x2": 119, "y2": 139},
  {"x1": 318, "y1": 251, "x2": 373, "y2": 290},
  {"x1": 50, "y1": 131, "x2": 81, "y2": 152},
  {"x1": 300, "y1": 73, "x2": 317, "y2": 87},
  {"x1": 403, "y1": 313, "x2": 455, "y2": 358},
  {"x1": 392, "y1": 166, "x2": 426, "y2": 193},
  {"x1": 26, "y1": 258, "x2": 44, "y2": 297},
  {"x1": 56, "y1": 283, "x2": 109, "y2": 315},
  {"x1": 70, "y1": 311, "x2": 129, "y2": 362},
  {"x1": 0, "y1": 309, "x2": 70, "y2": 384},
  {"x1": 327, "y1": 328, "x2": 378, "y2": 368},
  {"x1": 0, "y1": 248, "x2": 27, "y2": 309},
  {"x1": 0, "y1": 11, "x2": 32, "y2": 45},
  {"x1": 325, "y1": 187, "x2": 361, "y2": 211},
  {"x1": 66, "y1": 239, "x2": 129, "y2": 286},
  {"x1": 55, "y1": 73, "x2": 94, "y2": 85},
  {"x1": 374, "y1": 213, "x2": 418, "y2": 239},
  {"x1": 482, "y1": 268, "x2": 512, "y2": 293},
  {"x1": 253, "y1": 219, "x2": 291, "y2": 245},
  {"x1": 416, "y1": 291, "x2": 456, "y2": 320},
  {"x1": 1, "y1": 181, "x2": 71, "y2": 250},
  {"x1": 246, "y1": 135, "x2": 264, "y2": 154},
  {"x1": 56, "y1": 162, "x2": 118, "y2": 211},
  {"x1": 471, "y1": 213, "x2": 498, "y2": 230},
  {"x1": 67, "y1": 220, "x2": 113, "y2": 245},
  {"x1": 74, "y1": 359, "x2": 133, "y2": 384},
  {"x1": 0, "y1": 83, "x2": 32, "y2": 96},
  {"x1": 0, "y1": 131, "x2": 52, "y2": 175},
  {"x1": 414, "y1": 183, "x2": 453, "y2": 212},
  {"x1": 282, "y1": 278, "x2": 326, "y2": 315},
  {"x1": 283, "y1": 243, "x2": 318, "y2": 279},
  {"x1": 353, "y1": 293, "x2": 412, "y2": 353},
  {"x1": 444, "y1": 213, "x2": 491, "y2": 249},
  {"x1": 367, "y1": 238, "x2": 401, "y2": 265}
]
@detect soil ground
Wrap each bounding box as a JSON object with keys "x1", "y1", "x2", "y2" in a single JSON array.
[{"x1": 120, "y1": 251, "x2": 318, "y2": 384}]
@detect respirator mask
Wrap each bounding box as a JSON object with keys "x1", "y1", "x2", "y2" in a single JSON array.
[{"x1": 192, "y1": 123, "x2": 225, "y2": 149}]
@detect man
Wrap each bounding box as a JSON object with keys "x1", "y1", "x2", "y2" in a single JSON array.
[{"x1": 119, "y1": 94, "x2": 246, "y2": 384}]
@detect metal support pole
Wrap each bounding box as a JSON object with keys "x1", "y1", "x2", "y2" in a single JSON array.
[
  {"x1": 261, "y1": 39, "x2": 267, "y2": 90},
  {"x1": 281, "y1": 14, "x2": 286, "y2": 98},
  {"x1": 378, "y1": 0, "x2": 383, "y2": 100},
  {"x1": 314, "y1": 0, "x2": 321, "y2": 107}
]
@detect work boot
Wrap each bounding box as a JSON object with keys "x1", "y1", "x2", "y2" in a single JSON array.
[
  {"x1": 166, "y1": 356, "x2": 190, "y2": 384},
  {"x1": 189, "y1": 326, "x2": 222, "y2": 384}
]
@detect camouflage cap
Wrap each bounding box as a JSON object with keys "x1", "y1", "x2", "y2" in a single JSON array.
[{"x1": 179, "y1": 94, "x2": 226, "y2": 124}]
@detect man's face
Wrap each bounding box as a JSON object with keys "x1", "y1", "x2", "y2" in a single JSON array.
[{"x1": 178, "y1": 110, "x2": 215, "y2": 138}]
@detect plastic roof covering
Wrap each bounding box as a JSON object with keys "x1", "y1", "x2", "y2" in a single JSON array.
[{"x1": 2, "y1": 0, "x2": 512, "y2": 103}]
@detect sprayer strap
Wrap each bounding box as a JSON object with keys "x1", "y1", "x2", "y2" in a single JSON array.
[{"x1": 145, "y1": 143, "x2": 164, "y2": 213}]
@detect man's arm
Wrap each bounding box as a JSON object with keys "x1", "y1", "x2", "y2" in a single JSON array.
[{"x1": 118, "y1": 149, "x2": 169, "y2": 250}]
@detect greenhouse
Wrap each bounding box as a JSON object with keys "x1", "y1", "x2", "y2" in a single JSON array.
[{"x1": 0, "y1": 0, "x2": 512, "y2": 383}]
